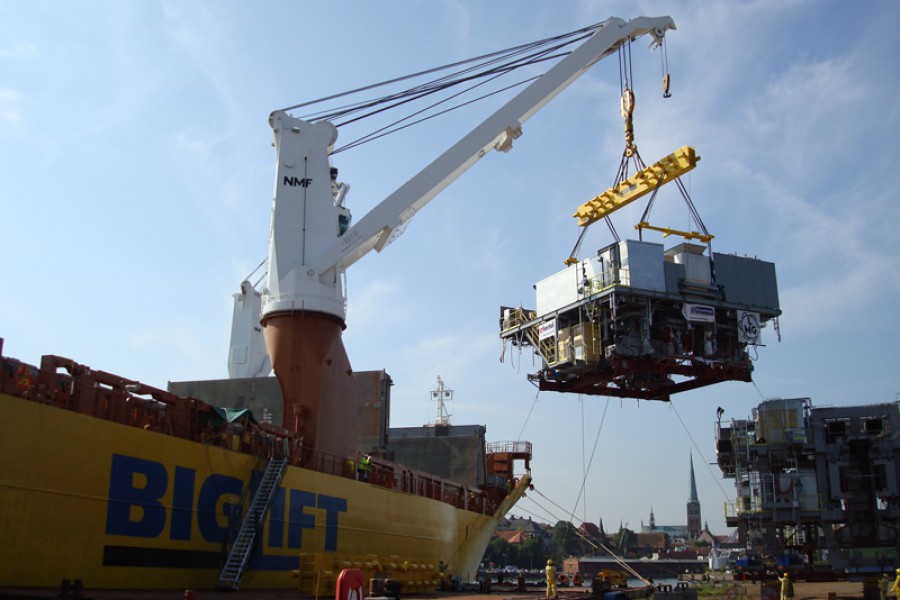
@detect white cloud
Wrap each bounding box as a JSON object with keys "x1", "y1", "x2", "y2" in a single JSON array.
[
  {"x1": 744, "y1": 57, "x2": 866, "y2": 176},
  {"x1": 441, "y1": 0, "x2": 472, "y2": 48},
  {"x1": 750, "y1": 168, "x2": 900, "y2": 334},
  {"x1": 0, "y1": 42, "x2": 37, "y2": 59},
  {"x1": 346, "y1": 278, "x2": 401, "y2": 328},
  {"x1": 0, "y1": 88, "x2": 22, "y2": 124},
  {"x1": 126, "y1": 321, "x2": 222, "y2": 384},
  {"x1": 160, "y1": 2, "x2": 238, "y2": 122}
]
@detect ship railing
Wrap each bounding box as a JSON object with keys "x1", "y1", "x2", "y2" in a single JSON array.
[
  {"x1": 0, "y1": 352, "x2": 201, "y2": 440},
  {"x1": 1, "y1": 349, "x2": 499, "y2": 516},
  {"x1": 365, "y1": 457, "x2": 493, "y2": 515},
  {"x1": 299, "y1": 447, "x2": 495, "y2": 515},
  {"x1": 486, "y1": 440, "x2": 533, "y2": 456},
  {"x1": 725, "y1": 492, "x2": 834, "y2": 519},
  {"x1": 500, "y1": 307, "x2": 538, "y2": 335},
  {"x1": 0, "y1": 351, "x2": 308, "y2": 460}
]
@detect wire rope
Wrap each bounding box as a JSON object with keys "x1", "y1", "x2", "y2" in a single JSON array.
[
  {"x1": 274, "y1": 21, "x2": 616, "y2": 154},
  {"x1": 570, "y1": 397, "x2": 610, "y2": 524},
  {"x1": 517, "y1": 387, "x2": 541, "y2": 441},
  {"x1": 243, "y1": 258, "x2": 266, "y2": 285},
  {"x1": 668, "y1": 399, "x2": 733, "y2": 504},
  {"x1": 752, "y1": 381, "x2": 767, "y2": 401},
  {"x1": 324, "y1": 37, "x2": 579, "y2": 127},
  {"x1": 278, "y1": 22, "x2": 604, "y2": 115},
  {"x1": 333, "y1": 75, "x2": 539, "y2": 154},
  {"x1": 523, "y1": 487, "x2": 657, "y2": 588},
  {"x1": 330, "y1": 38, "x2": 579, "y2": 151}
]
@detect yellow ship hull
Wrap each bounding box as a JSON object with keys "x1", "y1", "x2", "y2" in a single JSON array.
[{"x1": 0, "y1": 392, "x2": 523, "y2": 589}]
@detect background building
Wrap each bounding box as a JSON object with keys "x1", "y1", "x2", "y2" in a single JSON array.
[{"x1": 640, "y1": 453, "x2": 703, "y2": 541}]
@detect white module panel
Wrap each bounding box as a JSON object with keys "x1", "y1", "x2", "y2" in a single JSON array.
[{"x1": 535, "y1": 240, "x2": 665, "y2": 316}]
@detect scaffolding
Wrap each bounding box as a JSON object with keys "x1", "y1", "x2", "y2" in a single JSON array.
[{"x1": 716, "y1": 398, "x2": 900, "y2": 572}]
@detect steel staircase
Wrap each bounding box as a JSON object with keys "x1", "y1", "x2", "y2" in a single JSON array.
[{"x1": 216, "y1": 456, "x2": 287, "y2": 590}]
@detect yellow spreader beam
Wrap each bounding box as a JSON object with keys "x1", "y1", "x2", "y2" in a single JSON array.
[
  {"x1": 574, "y1": 145, "x2": 700, "y2": 227},
  {"x1": 635, "y1": 221, "x2": 714, "y2": 243}
]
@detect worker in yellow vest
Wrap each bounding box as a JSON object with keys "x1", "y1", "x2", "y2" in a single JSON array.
[{"x1": 358, "y1": 453, "x2": 372, "y2": 482}]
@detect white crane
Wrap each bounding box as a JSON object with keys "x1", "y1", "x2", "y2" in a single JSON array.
[{"x1": 228, "y1": 16, "x2": 676, "y2": 460}]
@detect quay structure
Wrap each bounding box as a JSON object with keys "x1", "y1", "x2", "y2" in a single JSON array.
[
  {"x1": 563, "y1": 556, "x2": 705, "y2": 580},
  {"x1": 715, "y1": 398, "x2": 900, "y2": 573}
]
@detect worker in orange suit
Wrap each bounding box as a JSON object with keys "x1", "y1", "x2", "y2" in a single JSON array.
[{"x1": 545, "y1": 559, "x2": 558, "y2": 599}]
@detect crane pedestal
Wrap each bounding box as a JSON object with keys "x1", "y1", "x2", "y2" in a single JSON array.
[{"x1": 262, "y1": 311, "x2": 359, "y2": 463}]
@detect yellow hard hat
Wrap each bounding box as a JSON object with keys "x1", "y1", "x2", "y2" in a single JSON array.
[{"x1": 547, "y1": 560, "x2": 554, "y2": 566}]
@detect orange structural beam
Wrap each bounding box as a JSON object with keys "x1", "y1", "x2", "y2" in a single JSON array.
[{"x1": 573, "y1": 145, "x2": 700, "y2": 227}]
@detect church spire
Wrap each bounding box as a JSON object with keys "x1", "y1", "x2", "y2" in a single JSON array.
[
  {"x1": 686, "y1": 450, "x2": 702, "y2": 538},
  {"x1": 689, "y1": 451, "x2": 699, "y2": 503}
]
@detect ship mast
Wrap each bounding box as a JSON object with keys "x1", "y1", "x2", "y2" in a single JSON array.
[{"x1": 430, "y1": 376, "x2": 453, "y2": 426}]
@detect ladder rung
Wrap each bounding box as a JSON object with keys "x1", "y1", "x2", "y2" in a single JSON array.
[{"x1": 217, "y1": 457, "x2": 287, "y2": 591}]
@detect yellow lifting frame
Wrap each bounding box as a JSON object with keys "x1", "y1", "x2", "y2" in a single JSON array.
[
  {"x1": 573, "y1": 145, "x2": 700, "y2": 227},
  {"x1": 635, "y1": 221, "x2": 714, "y2": 243}
]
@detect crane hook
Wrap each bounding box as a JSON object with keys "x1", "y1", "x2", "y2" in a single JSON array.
[
  {"x1": 621, "y1": 87, "x2": 636, "y2": 157},
  {"x1": 660, "y1": 36, "x2": 672, "y2": 98}
]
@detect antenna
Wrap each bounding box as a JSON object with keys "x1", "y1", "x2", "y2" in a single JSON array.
[{"x1": 430, "y1": 376, "x2": 453, "y2": 426}]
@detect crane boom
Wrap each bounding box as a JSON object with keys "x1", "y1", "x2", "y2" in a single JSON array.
[
  {"x1": 230, "y1": 16, "x2": 677, "y2": 460},
  {"x1": 314, "y1": 16, "x2": 676, "y2": 278},
  {"x1": 260, "y1": 16, "x2": 675, "y2": 329},
  {"x1": 229, "y1": 17, "x2": 676, "y2": 400}
]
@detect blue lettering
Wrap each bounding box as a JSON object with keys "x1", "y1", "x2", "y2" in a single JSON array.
[
  {"x1": 267, "y1": 486, "x2": 286, "y2": 548},
  {"x1": 170, "y1": 466, "x2": 195, "y2": 541},
  {"x1": 105, "y1": 454, "x2": 167, "y2": 537},
  {"x1": 197, "y1": 474, "x2": 243, "y2": 543},
  {"x1": 287, "y1": 490, "x2": 316, "y2": 547},
  {"x1": 103, "y1": 454, "x2": 347, "y2": 554},
  {"x1": 317, "y1": 494, "x2": 347, "y2": 551}
]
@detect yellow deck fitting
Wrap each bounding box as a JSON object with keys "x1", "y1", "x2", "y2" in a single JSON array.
[{"x1": 574, "y1": 145, "x2": 700, "y2": 227}]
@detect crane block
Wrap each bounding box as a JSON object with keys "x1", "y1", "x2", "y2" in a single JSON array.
[{"x1": 573, "y1": 145, "x2": 699, "y2": 227}]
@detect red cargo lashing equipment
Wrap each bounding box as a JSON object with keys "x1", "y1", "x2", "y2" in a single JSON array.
[{"x1": 336, "y1": 568, "x2": 365, "y2": 600}]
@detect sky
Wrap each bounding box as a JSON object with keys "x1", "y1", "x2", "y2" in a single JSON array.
[{"x1": 2, "y1": 1, "x2": 899, "y2": 538}]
